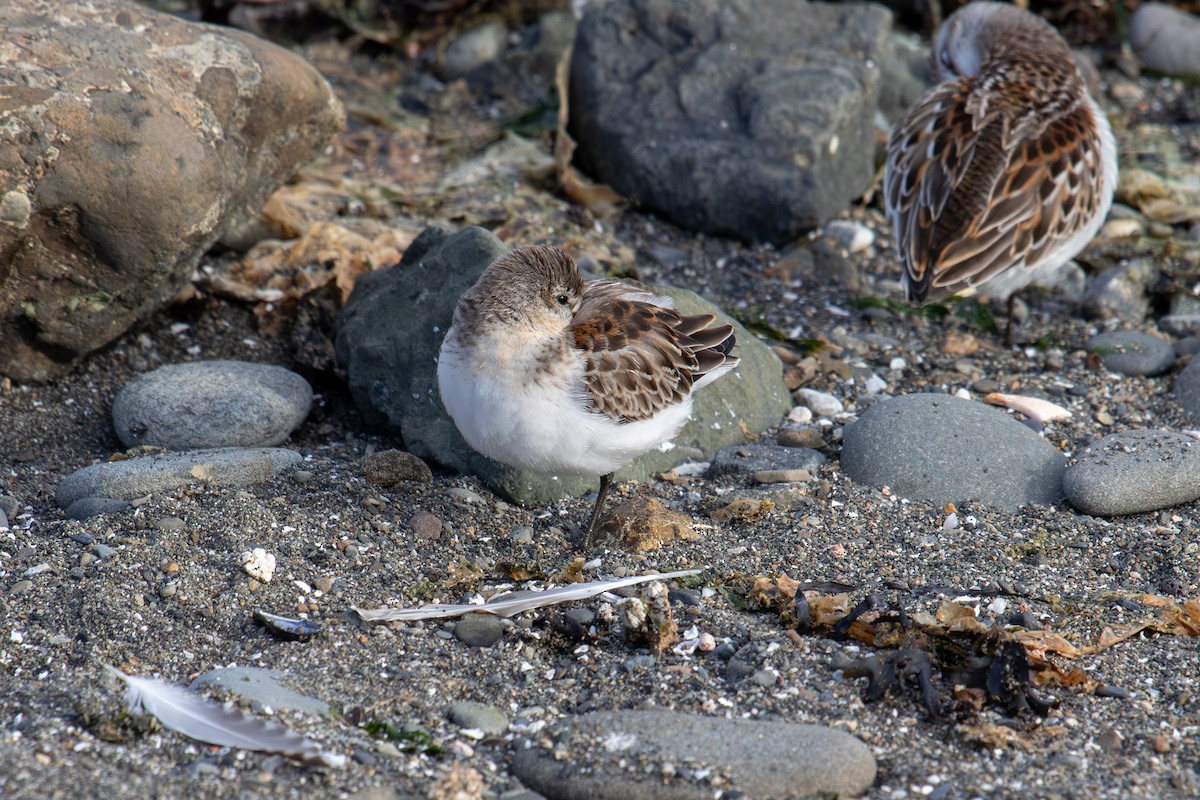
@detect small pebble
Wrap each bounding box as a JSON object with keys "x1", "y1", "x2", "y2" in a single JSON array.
[
  {"x1": 449, "y1": 701, "x2": 509, "y2": 736},
  {"x1": 796, "y1": 388, "x2": 844, "y2": 418},
  {"x1": 361, "y1": 450, "x2": 433, "y2": 485},
  {"x1": 754, "y1": 469, "x2": 811, "y2": 484},
  {"x1": 1094, "y1": 684, "x2": 1131, "y2": 699},
  {"x1": 777, "y1": 426, "x2": 824, "y2": 449},
  {"x1": 92, "y1": 544, "x2": 117, "y2": 560},
  {"x1": 454, "y1": 614, "x2": 505, "y2": 648},
  {"x1": 447, "y1": 487, "x2": 487, "y2": 504},
  {"x1": 410, "y1": 511, "x2": 443, "y2": 540}
]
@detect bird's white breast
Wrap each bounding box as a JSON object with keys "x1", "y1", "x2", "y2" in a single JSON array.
[{"x1": 437, "y1": 327, "x2": 693, "y2": 478}]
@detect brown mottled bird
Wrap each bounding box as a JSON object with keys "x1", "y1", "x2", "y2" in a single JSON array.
[
  {"x1": 884, "y1": 1, "x2": 1117, "y2": 337},
  {"x1": 437, "y1": 245, "x2": 737, "y2": 543}
]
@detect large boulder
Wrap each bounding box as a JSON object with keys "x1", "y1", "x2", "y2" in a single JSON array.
[
  {"x1": 0, "y1": 0, "x2": 344, "y2": 382},
  {"x1": 335, "y1": 226, "x2": 792, "y2": 506},
  {"x1": 569, "y1": 0, "x2": 891, "y2": 245}
]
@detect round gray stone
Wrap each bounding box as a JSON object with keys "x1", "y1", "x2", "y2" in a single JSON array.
[
  {"x1": 1086, "y1": 331, "x2": 1174, "y2": 377},
  {"x1": 113, "y1": 360, "x2": 313, "y2": 450},
  {"x1": 453, "y1": 614, "x2": 506, "y2": 648},
  {"x1": 1173, "y1": 357, "x2": 1200, "y2": 424},
  {"x1": 1130, "y1": 3, "x2": 1200, "y2": 79},
  {"x1": 708, "y1": 443, "x2": 826, "y2": 480},
  {"x1": 55, "y1": 447, "x2": 303, "y2": 510},
  {"x1": 841, "y1": 393, "x2": 1065, "y2": 511},
  {"x1": 1064, "y1": 429, "x2": 1200, "y2": 516},
  {"x1": 512, "y1": 710, "x2": 876, "y2": 799},
  {"x1": 448, "y1": 701, "x2": 509, "y2": 736}
]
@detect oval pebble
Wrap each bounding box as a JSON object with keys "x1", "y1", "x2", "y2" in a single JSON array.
[
  {"x1": 55, "y1": 447, "x2": 303, "y2": 511},
  {"x1": 361, "y1": 449, "x2": 433, "y2": 485},
  {"x1": 795, "y1": 388, "x2": 844, "y2": 417},
  {"x1": 453, "y1": 614, "x2": 505, "y2": 648},
  {"x1": 512, "y1": 710, "x2": 875, "y2": 799},
  {"x1": 1129, "y1": 3, "x2": 1200, "y2": 78},
  {"x1": 841, "y1": 393, "x2": 1065, "y2": 511},
  {"x1": 113, "y1": 359, "x2": 312, "y2": 450},
  {"x1": 1086, "y1": 331, "x2": 1174, "y2": 377},
  {"x1": 1064, "y1": 430, "x2": 1200, "y2": 516},
  {"x1": 448, "y1": 701, "x2": 509, "y2": 736}
]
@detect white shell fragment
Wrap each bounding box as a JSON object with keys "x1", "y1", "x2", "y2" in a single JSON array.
[
  {"x1": 240, "y1": 548, "x2": 276, "y2": 583},
  {"x1": 984, "y1": 393, "x2": 1073, "y2": 423}
]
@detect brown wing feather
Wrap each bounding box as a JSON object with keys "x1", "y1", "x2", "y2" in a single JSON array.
[
  {"x1": 885, "y1": 73, "x2": 1102, "y2": 304},
  {"x1": 571, "y1": 285, "x2": 737, "y2": 423}
]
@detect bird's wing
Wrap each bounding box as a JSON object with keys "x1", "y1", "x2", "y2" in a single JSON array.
[
  {"x1": 885, "y1": 79, "x2": 1104, "y2": 303},
  {"x1": 571, "y1": 282, "x2": 736, "y2": 423}
]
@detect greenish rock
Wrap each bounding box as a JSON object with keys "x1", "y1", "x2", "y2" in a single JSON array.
[{"x1": 335, "y1": 226, "x2": 790, "y2": 506}]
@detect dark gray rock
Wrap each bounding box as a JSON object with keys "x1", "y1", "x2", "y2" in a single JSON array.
[
  {"x1": 64, "y1": 497, "x2": 131, "y2": 521},
  {"x1": 1086, "y1": 331, "x2": 1175, "y2": 377},
  {"x1": 113, "y1": 360, "x2": 313, "y2": 450},
  {"x1": 335, "y1": 226, "x2": 791, "y2": 506},
  {"x1": 1065, "y1": 430, "x2": 1200, "y2": 516},
  {"x1": 1130, "y1": 3, "x2": 1200, "y2": 79},
  {"x1": 0, "y1": 0, "x2": 343, "y2": 382},
  {"x1": 191, "y1": 667, "x2": 330, "y2": 716},
  {"x1": 512, "y1": 710, "x2": 876, "y2": 799},
  {"x1": 56, "y1": 447, "x2": 302, "y2": 510},
  {"x1": 453, "y1": 614, "x2": 506, "y2": 648},
  {"x1": 569, "y1": 0, "x2": 891, "y2": 244},
  {"x1": 708, "y1": 443, "x2": 826, "y2": 480},
  {"x1": 841, "y1": 393, "x2": 1066, "y2": 511},
  {"x1": 1174, "y1": 357, "x2": 1200, "y2": 424},
  {"x1": 448, "y1": 701, "x2": 509, "y2": 736}
]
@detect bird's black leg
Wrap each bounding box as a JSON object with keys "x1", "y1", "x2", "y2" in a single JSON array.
[
  {"x1": 1004, "y1": 293, "x2": 1018, "y2": 347},
  {"x1": 584, "y1": 473, "x2": 614, "y2": 547}
]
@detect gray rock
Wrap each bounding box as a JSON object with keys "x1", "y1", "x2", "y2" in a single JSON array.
[
  {"x1": 1065, "y1": 430, "x2": 1200, "y2": 516},
  {"x1": 453, "y1": 614, "x2": 506, "y2": 648},
  {"x1": 1081, "y1": 261, "x2": 1154, "y2": 323},
  {"x1": 361, "y1": 450, "x2": 434, "y2": 485},
  {"x1": 1129, "y1": 3, "x2": 1200, "y2": 79},
  {"x1": 0, "y1": 0, "x2": 343, "y2": 382},
  {"x1": 64, "y1": 497, "x2": 131, "y2": 521},
  {"x1": 708, "y1": 443, "x2": 825, "y2": 481},
  {"x1": 512, "y1": 710, "x2": 876, "y2": 799},
  {"x1": 0, "y1": 495, "x2": 19, "y2": 520},
  {"x1": 191, "y1": 667, "x2": 330, "y2": 716},
  {"x1": 56, "y1": 447, "x2": 302, "y2": 510},
  {"x1": 335, "y1": 226, "x2": 790, "y2": 506},
  {"x1": 841, "y1": 393, "x2": 1066, "y2": 511},
  {"x1": 1175, "y1": 358, "x2": 1200, "y2": 424},
  {"x1": 878, "y1": 30, "x2": 931, "y2": 126},
  {"x1": 568, "y1": 0, "x2": 890, "y2": 244},
  {"x1": 1086, "y1": 331, "x2": 1175, "y2": 377},
  {"x1": 113, "y1": 360, "x2": 313, "y2": 450},
  {"x1": 1159, "y1": 315, "x2": 1200, "y2": 338},
  {"x1": 440, "y1": 21, "x2": 508, "y2": 79},
  {"x1": 448, "y1": 701, "x2": 509, "y2": 736}
]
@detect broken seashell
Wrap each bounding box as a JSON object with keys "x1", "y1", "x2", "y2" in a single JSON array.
[{"x1": 984, "y1": 393, "x2": 1073, "y2": 423}]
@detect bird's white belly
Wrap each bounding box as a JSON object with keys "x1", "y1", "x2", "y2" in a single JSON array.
[{"x1": 437, "y1": 342, "x2": 691, "y2": 478}]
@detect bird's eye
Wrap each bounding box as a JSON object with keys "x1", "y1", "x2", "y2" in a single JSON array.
[
  {"x1": 940, "y1": 50, "x2": 954, "y2": 73},
  {"x1": 556, "y1": 294, "x2": 570, "y2": 306}
]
